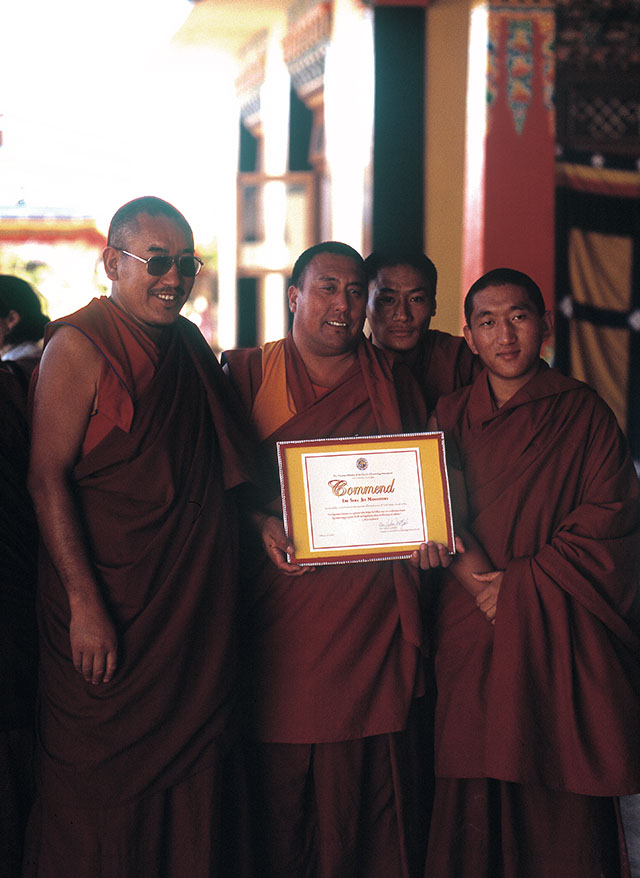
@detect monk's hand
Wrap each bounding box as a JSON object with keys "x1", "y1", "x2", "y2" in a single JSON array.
[
  {"x1": 410, "y1": 541, "x2": 451, "y2": 570},
  {"x1": 260, "y1": 515, "x2": 312, "y2": 576},
  {"x1": 472, "y1": 570, "x2": 504, "y2": 624},
  {"x1": 69, "y1": 595, "x2": 118, "y2": 685},
  {"x1": 409, "y1": 535, "x2": 466, "y2": 570}
]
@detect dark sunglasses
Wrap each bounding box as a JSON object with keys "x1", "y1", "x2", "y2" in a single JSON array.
[{"x1": 116, "y1": 248, "x2": 204, "y2": 278}]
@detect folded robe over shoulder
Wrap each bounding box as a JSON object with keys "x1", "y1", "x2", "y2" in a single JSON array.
[
  {"x1": 433, "y1": 363, "x2": 640, "y2": 796},
  {"x1": 34, "y1": 297, "x2": 254, "y2": 808},
  {"x1": 224, "y1": 334, "x2": 428, "y2": 743},
  {"x1": 404, "y1": 328, "x2": 481, "y2": 414}
]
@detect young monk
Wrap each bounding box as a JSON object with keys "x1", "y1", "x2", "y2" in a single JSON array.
[{"x1": 425, "y1": 268, "x2": 640, "y2": 878}]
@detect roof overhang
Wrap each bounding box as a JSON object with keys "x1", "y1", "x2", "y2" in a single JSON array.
[{"x1": 172, "y1": 0, "x2": 288, "y2": 55}]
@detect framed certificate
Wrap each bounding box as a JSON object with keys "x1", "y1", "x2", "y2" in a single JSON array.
[{"x1": 276, "y1": 432, "x2": 454, "y2": 566}]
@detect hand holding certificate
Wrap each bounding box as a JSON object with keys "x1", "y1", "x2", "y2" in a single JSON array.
[{"x1": 277, "y1": 431, "x2": 454, "y2": 565}]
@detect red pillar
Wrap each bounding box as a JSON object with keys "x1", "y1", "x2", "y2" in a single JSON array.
[{"x1": 464, "y1": 1, "x2": 556, "y2": 311}]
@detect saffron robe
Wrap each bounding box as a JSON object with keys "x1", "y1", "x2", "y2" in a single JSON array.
[
  {"x1": 26, "y1": 298, "x2": 253, "y2": 875},
  {"x1": 225, "y1": 333, "x2": 427, "y2": 743},
  {"x1": 426, "y1": 364, "x2": 640, "y2": 875}
]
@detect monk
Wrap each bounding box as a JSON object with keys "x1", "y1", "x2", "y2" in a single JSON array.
[
  {"x1": 24, "y1": 196, "x2": 254, "y2": 877},
  {"x1": 224, "y1": 242, "x2": 447, "y2": 878},
  {"x1": 365, "y1": 250, "x2": 480, "y2": 413},
  {"x1": 0, "y1": 367, "x2": 38, "y2": 877},
  {"x1": 425, "y1": 268, "x2": 640, "y2": 877}
]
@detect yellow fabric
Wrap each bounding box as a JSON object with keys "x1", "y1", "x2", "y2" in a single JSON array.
[
  {"x1": 250, "y1": 339, "x2": 298, "y2": 440},
  {"x1": 567, "y1": 228, "x2": 631, "y2": 433},
  {"x1": 556, "y1": 161, "x2": 640, "y2": 454},
  {"x1": 556, "y1": 163, "x2": 640, "y2": 197},
  {"x1": 570, "y1": 322, "x2": 629, "y2": 433},
  {"x1": 569, "y1": 229, "x2": 632, "y2": 311}
]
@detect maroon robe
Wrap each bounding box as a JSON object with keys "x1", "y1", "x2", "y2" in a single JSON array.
[
  {"x1": 226, "y1": 333, "x2": 427, "y2": 743},
  {"x1": 24, "y1": 298, "x2": 254, "y2": 877},
  {"x1": 392, "y1": 328, "x2": 481, "y2": 416},
  {"x1": 426, "y1": 363, "x2": 640, "y2": 877},
  {"x1": 225, "y1": 334, "x2": 430, "y2": 877}
]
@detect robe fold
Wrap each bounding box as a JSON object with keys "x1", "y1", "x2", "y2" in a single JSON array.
[
  {"x1": 225, "y1": 333, "x2": 427, "y2": 744},
  {"x1": 424, "y1": 363, "x2": 640, "y2": 876},
  {"x1": 432, "y1": 364, "x2": 640, "y2": 797},
  {"x1": 392, "y1": 329, "x2": 480, "y2": 416},
  {"x1": 31, "y1": 297, "x2": 253, "y2": 813}
]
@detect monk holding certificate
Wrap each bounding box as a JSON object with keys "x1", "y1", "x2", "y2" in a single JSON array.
[{"x1": 224, "y1": 242, "x2": 447, "y2": 878}]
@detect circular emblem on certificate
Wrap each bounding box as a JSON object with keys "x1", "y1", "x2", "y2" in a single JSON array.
[{"x1": 356, "y1": 457, "x2": 368, "y2": 471}]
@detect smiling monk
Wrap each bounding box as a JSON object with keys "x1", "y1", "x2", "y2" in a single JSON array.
[
  {"x1": 24, "y1": 197, "x2": 254, "y2": 877},
  {"x1": 224, "y1": 242, "x2": 443, "y2": 878},
  {"x1": 425, "y1": 268, "x2": 640, "y2": 878}
]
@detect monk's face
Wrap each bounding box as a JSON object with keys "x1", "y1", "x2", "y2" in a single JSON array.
[
  {"x1": 367, "y1": 263, "x2": 436, "y2": 354},
  {"x1": 464, "y1": 283, "x2": 552, "y2": 391},
  {"x1": 288, "y1": 252, "x2": 366, "y2": 358},
  {"x1": 103, "y1": 213, "x2": 195, "y2": 338}
]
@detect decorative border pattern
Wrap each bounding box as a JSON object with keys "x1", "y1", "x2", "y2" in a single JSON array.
[
  {"x1": 556, "y1": 0, "x2": 640, "y2": 71},
  {"x1": 283, "y1": 1, "x2": 332, "y2": 104},
  {"x1": 235, "y1": 31, "x2": 268, "y2": 131},
  {"x1": 487, "y1": 6, "x2": 555, "y2": 135}
]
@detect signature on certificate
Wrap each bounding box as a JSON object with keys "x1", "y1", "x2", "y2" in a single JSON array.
[{"x1": 378, "y1": 517, "x2": 408, "y2": 532}]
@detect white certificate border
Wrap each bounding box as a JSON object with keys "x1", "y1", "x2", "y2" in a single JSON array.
[
  {"x1": 301, "y1": 447, "x2": 428, "y2": 552},
  {"x1": 276, "y1": 431, "x2": 455, "y2": 566}
]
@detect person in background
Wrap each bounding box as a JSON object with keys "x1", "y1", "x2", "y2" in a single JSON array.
[
  {"x1": 0, "y1": 275, "x2": 49, "y2": 391},
  {"x1": 24, "y1": 196, "x2": 255, "y2": 878},
  {"x1": 365, "y1": 248, "x2": 480, "y2": 833},
  {"x1": 365, "y1": 250, "x2": 480, "y2": 413},
  {"x1": 426, "y1": 267, "x2": 640, "y2": 877},
  {"x1": 0, "y1": 366, "x2": 39, "y2": 877}
]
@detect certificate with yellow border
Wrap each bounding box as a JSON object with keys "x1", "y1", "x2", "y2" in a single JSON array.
[{"x1": 276, "y1": 432, "x2": 454, "y2": 565}]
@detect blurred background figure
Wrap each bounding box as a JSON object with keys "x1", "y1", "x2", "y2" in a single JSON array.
[
  {"x1": 0, "y1": 367, "x2": 39, "y2": 877},
  {"x1": 0, "y1": 276, "x2": 49, "y2": 392}
]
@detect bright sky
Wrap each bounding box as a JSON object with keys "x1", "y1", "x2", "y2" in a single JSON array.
[{"x1": 0, "y1": 0, "x2": 237, "y2": 244}]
